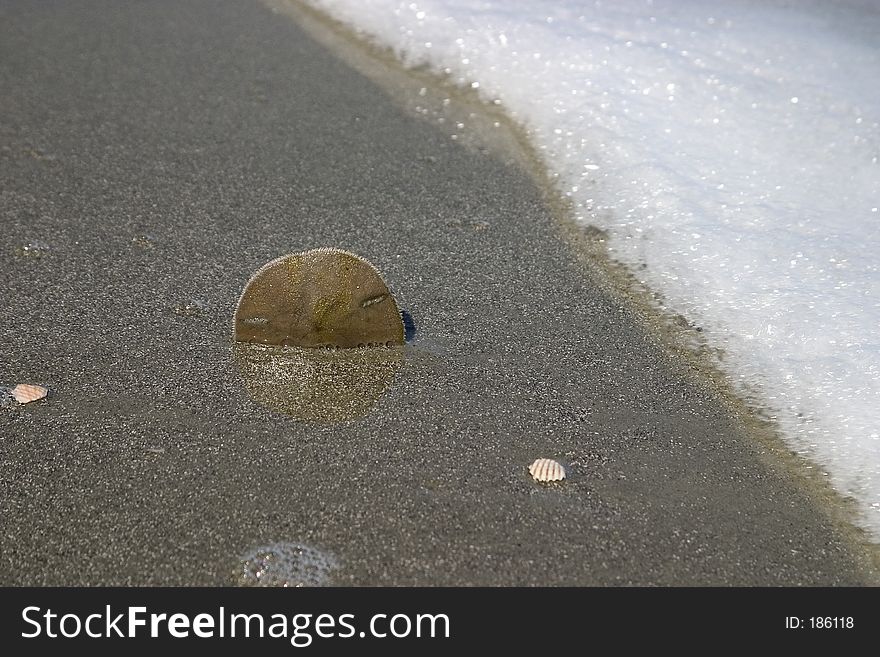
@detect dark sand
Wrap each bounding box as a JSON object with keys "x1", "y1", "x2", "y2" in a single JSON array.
[{"x1": 1, "y1": 0, "x2": 877, "y2": 585}]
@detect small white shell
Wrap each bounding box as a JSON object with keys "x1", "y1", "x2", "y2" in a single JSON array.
[
  {"x1": 529, "y1": 458, "x2": 565, "y2": 482},
  {"x1": 11, "y1": 384, "x2": 49, "y2": 404}
]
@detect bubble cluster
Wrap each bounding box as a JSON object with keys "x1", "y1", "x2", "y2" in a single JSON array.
[{"x1": 236, "y1": 542, "x2": 338, "y2": 587}]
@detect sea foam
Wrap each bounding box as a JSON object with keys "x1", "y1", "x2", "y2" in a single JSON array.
[{"x1": 304, "y1": 0, "x2": 880, "y2": 538}]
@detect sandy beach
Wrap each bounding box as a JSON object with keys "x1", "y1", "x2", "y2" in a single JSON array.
[{"x1": 1, "y1": 0, "x2": 878, "y2": 585}]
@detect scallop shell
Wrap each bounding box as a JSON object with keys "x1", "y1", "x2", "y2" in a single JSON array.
[
  {"x1": 528, "y1": 458, "x2": 565, "y2": 482},
  {"x1": 11, "y1": 384, "x2": 49, "y2": 404}
]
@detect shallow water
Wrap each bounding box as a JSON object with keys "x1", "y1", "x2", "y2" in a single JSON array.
[{"x1": 303, "y1": 0, "x2": 880, "y2": 539}]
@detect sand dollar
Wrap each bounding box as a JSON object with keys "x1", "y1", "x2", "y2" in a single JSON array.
[{"x1": 234, "y1": 248, "x2": 404, "y2": 348}]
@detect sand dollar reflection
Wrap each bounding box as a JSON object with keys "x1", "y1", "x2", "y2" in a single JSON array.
[{"x1": 233, "y1": 343, "x2": 402, "y2": 421}]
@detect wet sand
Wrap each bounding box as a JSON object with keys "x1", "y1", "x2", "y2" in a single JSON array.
[{"x1": 1, "y1": 0, "x2": 877, "y2": 585}]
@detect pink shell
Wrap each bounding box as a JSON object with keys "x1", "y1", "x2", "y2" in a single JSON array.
[
  {"x1": 528, "y1": 458, "x2": 565, "y2": 482},
  {"x1": 11, "y1": 384, "x2": 49, "y2": 404}
]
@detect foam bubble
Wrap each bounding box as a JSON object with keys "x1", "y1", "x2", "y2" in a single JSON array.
[{"x1": 236, "y1": 542, "x2": 338, "y2": 587}]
